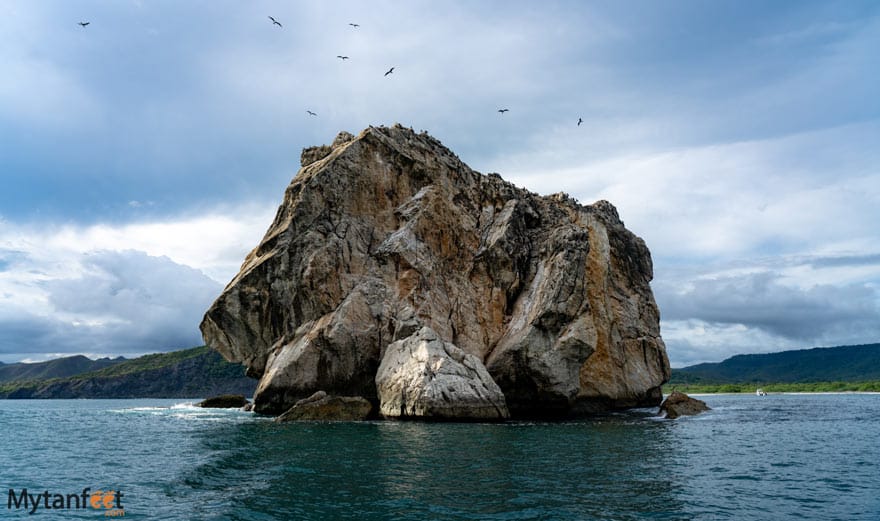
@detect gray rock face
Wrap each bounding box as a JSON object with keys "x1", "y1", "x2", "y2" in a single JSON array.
[
  {"x1": 376, "y1": 327, "x2": 509, "y2": 419},
  {"x1": 275, "y1": 391, "x2": 372, "y2": 422},
  {"x1": 200, "y1": 124, "x2": 670, "y2": 418}
]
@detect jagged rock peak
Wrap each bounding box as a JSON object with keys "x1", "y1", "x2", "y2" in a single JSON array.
[{"x1": 201, "y1": 124, "x2": 670, "y2": 418}]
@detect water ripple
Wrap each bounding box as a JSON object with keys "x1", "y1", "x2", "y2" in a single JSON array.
[{"x1": 1, "y1": 395, "x2": 879, "y2": 519}]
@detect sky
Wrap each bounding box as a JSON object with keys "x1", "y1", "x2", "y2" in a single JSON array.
[{"x1": 1, "y1": 1, "x2": 878, "y2": 366}]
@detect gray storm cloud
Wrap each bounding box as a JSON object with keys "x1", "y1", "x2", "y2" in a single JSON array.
[
  {"x1": 0, "y1": 250, "x2": 220, "y2": 361},
  {"x1": 656, "y1": 271, "x2": 880, "y2": 342}
]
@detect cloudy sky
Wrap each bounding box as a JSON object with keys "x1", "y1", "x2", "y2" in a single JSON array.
[{"x1": 1, "y1": 1, "x2": 878, "y2": 366}]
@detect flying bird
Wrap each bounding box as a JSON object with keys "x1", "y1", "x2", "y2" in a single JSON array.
[
  {"x1": 578, "y1": 117, "x2": 583, "y2": 126},
  {"x1": 306, "y1": 110, "x2": 317, "y2": 116},
  {"x1": 78, "y1": 21, "x2": 90, "y2": 27},
  {"x1": 497, "y1": 108, "x2": 509, "y2": 114},
  {"x1": 384, "y1": 67, "x2": 395, "y2": 76},
  {"x1": 337, "y1": 55, "x2": 349, "y2": 60},
  {"x1": 349, "y1": 23, "x2": 360, "y2": 28},
  {"x1": 268, "y1": 16, "x2": 282, "y2": 28}
]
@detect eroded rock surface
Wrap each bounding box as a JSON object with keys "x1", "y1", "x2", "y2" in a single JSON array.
[
  {"x1": 275, "y1": 391, "x2": 372, "y2": 422},
  {"x1": 376, "y1": 326, "x2": 509, "y2": 419},
  {"x1": 659, "y1": 391, "x2": 710, "y2": 419},
  {"x1": 201, "y1": 124, "x2": 670, "y2": 418}
]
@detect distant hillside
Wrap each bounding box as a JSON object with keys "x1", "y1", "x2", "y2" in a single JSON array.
[
  {"x1": 0, "y1": 355, "x2": 126, "y2": 383},
  {"x1": 671, "y1": 343, "x2": 880, "y2": 384},
  {"x1": 0, "y1": 346, "x2": 256, "y2": 399}
]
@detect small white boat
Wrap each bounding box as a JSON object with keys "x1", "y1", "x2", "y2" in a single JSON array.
[{"x1": 756, "y1": 388, "x2": 767, "y2": 396}]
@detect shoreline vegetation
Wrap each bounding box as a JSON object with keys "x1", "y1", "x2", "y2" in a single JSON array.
[
  {"x1": 667, "y1": 343, "x2": 880, "y2": 394},
  {"x1": 663, "y1": 381, "x2": 880, "y2": 394},
  {"x1": 0, "y1": 346, "x2": 256, "y2": 399}
]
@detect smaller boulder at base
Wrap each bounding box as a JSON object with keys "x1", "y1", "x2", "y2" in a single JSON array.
[
  {"x1": 376, "y1": 327, "x2": 509, "y2": 420},
  {"x1": 198, "y1": 394, "x2": 249, "y2": 408},
  {"x1": 275, "y1": 391, "x2": 372, "y2": 422},
  {"x1": 659, "y1": 391, "x2": 710, "y2": 419}
]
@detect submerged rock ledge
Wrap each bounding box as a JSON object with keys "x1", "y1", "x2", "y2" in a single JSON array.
[{"x1": 201, "y1": 124, "x2": 670, "y2": 420}]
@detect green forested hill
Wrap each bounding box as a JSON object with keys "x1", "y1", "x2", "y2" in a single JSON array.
[
  {"x1": 0, "y1": 355, "x2": 125, "y2": 383},
  {"x1": 671, "y1": 343, "x2": 880, "y2": 384},
  {"x1": 0, "y1": 346, "x2": 256, "y2": 399}
]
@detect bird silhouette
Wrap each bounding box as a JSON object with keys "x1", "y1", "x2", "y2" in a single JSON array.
[
  {"x1": 306, "y1": 110, "x2": 317, "y2": 116},
  {"x1": 268, "y1": 16, "x2": 282, "y2": 28},
  {"x1": 337, "y1": 55, "x2": 349, "y2": 60},
  {"x1": 498, "y1": 108, "x2": 509, "y2": 114},
  {"x1": 384, "y1": 67, "x2": 395, "y2": 76},
  {"x1": 578, "y1": 117, "x2": 583, "y2": 126},
  {"x1": 78, "y1": 22, "x2": 90, "y2": 27},
  {"x1": 349, "y1": 23, "x2": 360, "y2": 28}
]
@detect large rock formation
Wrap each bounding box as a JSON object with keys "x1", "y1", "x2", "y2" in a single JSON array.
[{"x1": 201, "y1": 124, "x2": 670, "y2": 418}]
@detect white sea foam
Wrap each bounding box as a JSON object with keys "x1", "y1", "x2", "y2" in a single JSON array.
[
  {"x1": 170, "y1": 401, "x2": 200, "y2": 409},
  {"x1": 171, "y1": 412, "x2": 225, "y2": 421},
  {"x1": 109, "y1": 406, "x2": 167, "y2": 414}
]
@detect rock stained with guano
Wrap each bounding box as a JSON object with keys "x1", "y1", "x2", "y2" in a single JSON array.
[{"x1": 200, "y1": 124, "x2": 670, "y2": 419}]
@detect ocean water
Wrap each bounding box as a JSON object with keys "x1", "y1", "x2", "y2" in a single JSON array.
[{"x1": 1, "y1": 394, "x2": 878, "y2": 520}]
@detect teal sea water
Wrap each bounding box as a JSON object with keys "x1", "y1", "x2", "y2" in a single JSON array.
[{"x1": 2, "y1": 394, "x2": 878, "y2": 520}]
